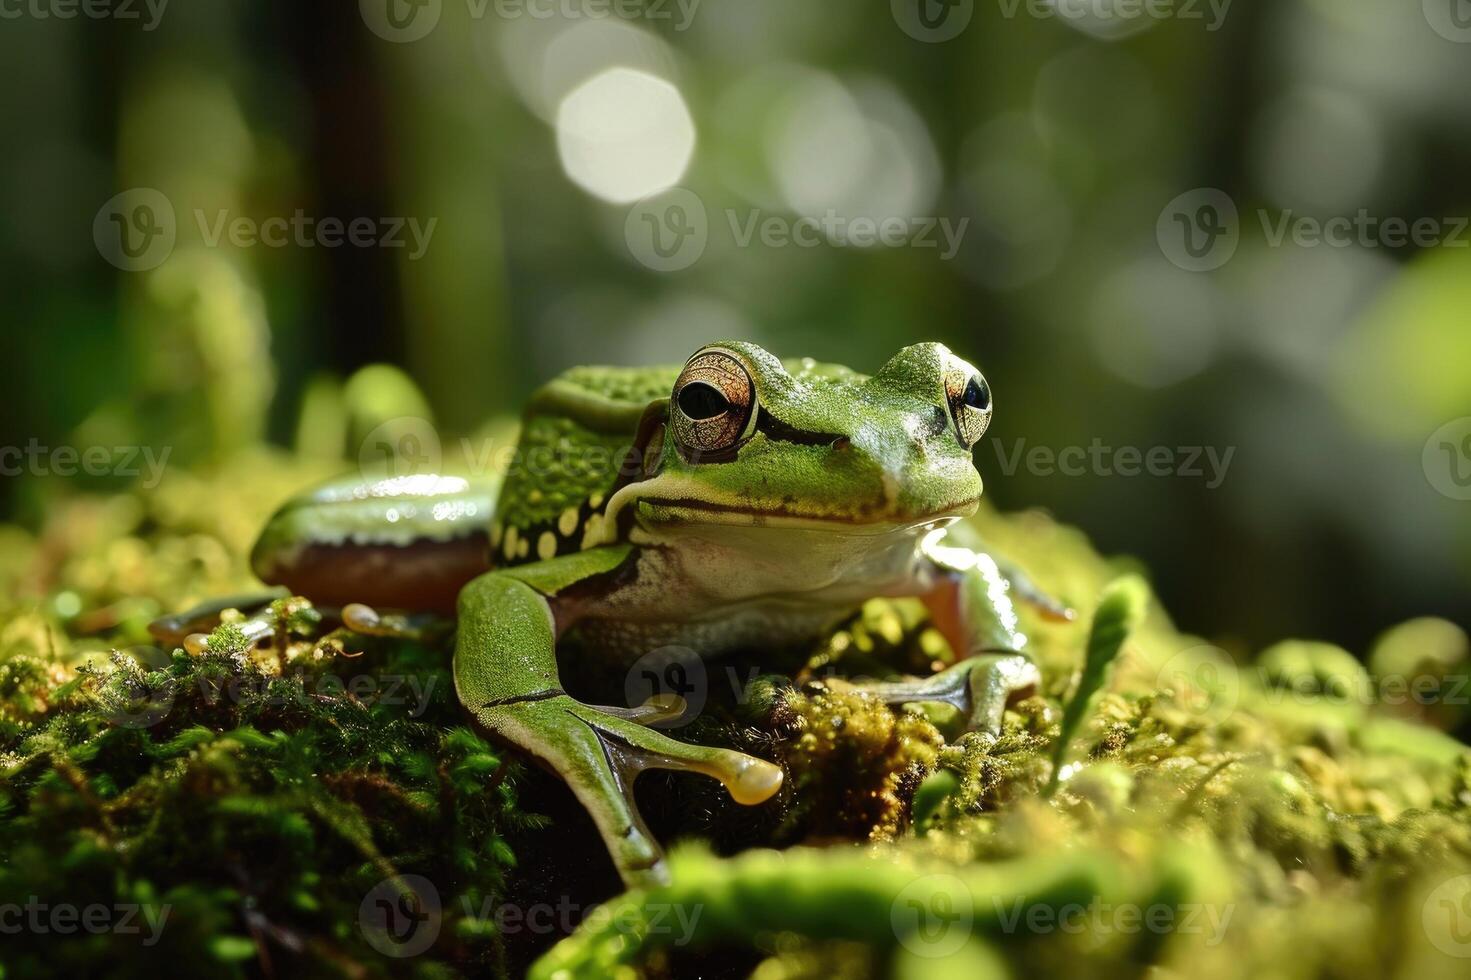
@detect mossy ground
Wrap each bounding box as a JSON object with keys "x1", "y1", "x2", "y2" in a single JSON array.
[{"x1": 2, "y1": 451, "x2": 1469, "y2": 979}]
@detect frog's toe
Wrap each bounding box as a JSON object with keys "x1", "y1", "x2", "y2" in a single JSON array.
[
  {"x1": 595, "y1": 693, "x2": 689, "y2": 726},
  {"x1": 724, "y1": 754, "x2": 784, "y2": 805},
  {"x1": 841, "y1": 653, "x2": 1040, "y2": 737},
  {"x1": 590, "y1": 710, "x2": 785, "y2": 807},
  {"x1": 182, "y1": 612, "x2": 277, "y2": 654},
  {"x1": 149, "y1": 589, "x2": 288, "y2": 649},
  {"x1": 342, "y1": 602, "x2": 446, "y2": 641}
]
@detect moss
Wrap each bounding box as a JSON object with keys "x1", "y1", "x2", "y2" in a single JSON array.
[
  {"x1": 3, "y1": 459, "x2": 1470, "y2": 979},
  {"x1": 0, "y1": 473, "x2": 545, "y2": 978}
]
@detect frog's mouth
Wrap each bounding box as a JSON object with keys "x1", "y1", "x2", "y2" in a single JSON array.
[{"x1": 634, "y1": 495, "x2": 981, "y2": 534}]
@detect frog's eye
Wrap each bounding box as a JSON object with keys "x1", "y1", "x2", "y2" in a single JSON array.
[
  {"x1": 945, "y1": 366, "x2": 992, "y2": 450},
  {"x1": 670, "y1": 349, "x2": 756, "y2": 461}
]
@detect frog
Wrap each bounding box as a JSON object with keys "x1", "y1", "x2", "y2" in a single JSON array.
[{"x1": 151, "y1": 341, "x2": 1068, "y2": 888}]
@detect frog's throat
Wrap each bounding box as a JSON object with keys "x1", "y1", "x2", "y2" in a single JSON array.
[{"x1": 597, "y1": 473, "x2": 979, "y2": 542}]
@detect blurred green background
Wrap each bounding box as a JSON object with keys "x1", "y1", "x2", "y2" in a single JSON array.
[{"x1": 2, "y1": 0, "x2": 1469, "y2": 656}]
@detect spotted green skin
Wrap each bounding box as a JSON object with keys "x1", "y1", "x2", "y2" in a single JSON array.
[{"x1": 252, "y1": 341, "x2": 1038, "y2": 889}]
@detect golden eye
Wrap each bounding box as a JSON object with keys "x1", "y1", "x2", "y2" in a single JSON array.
[
  {"x1": 670, "y1": 349, "x2": 756, "y2": 460},
  {"x1": 945, "y1": 366, "x2": 992, "y2": 449}
]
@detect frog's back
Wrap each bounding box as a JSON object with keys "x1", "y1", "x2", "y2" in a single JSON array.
[{"x1": 490, "y1": 363, "x2": 679, "y2": 566}]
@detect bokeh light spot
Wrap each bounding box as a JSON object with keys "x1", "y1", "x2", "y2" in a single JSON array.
[{"x1": 556, "y1": 67, "x2": 695, "y2": 205}]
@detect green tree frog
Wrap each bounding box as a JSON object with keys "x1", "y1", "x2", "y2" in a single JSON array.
[{"x1": 158, "y1": 342, "x2": 1064, "y2": 888}]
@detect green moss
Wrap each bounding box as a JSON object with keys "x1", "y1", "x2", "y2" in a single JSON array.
[
  {"x1": 0, "y1": 473, "x2": 544, "y2": 978},
  {"x1": 3, "y1": 462, "x2": 1470, "y2": 979}
]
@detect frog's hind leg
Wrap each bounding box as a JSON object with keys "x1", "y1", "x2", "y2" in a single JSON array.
[
  {"x1": 838, "y1": 654, "x2": 1040, "y2": 737},
  {"x1": 250, "y1": 473, "x2": 495, "y2": 615},
  {"x1": 454, "y1": 565, "x2": 783, "y2": 889},
  {"x1": 148, "y1": 589, "x2": 290, "y2": 651}
]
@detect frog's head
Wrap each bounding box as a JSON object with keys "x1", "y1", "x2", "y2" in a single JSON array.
[{"x1": 618, "y1": 341, "x2": 992, "y2": 535}]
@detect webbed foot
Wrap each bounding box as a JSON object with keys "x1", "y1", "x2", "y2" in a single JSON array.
[
  {"x1": 455, "y1": 567, "x2": 786, "y2": 888},
  {"x1": 486, "y1": 694, "x2": 783, "y2": 888}
]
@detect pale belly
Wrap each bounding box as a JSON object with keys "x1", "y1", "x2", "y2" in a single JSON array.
[
  {"x1": 569, "y1": 521, "x2": 943, "y2": 660},
  {"x1": 571, "y1": 599, "x2": 854, "y2": 661}
]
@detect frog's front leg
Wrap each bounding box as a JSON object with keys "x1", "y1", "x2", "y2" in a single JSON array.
[
  {"x1": 834, "y1": 532, "x2": 1042, "y2": 737},
  {"x1": 453, "y1": 553, "x2": 783, "y2": 889},
  {"x1": 843, "y1": 654, "x2": 1039, "y2": 737},
  {"x1": 941, "y1": 521, "x2": 1075, "y2": 624}
]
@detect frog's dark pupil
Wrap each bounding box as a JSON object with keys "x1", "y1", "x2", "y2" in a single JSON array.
[
  {"x1": 963, "y1": 376, "x2": 990, "y2": 412},
  {"x1": 678, "y1": 381, "x2": 729, "y2": 420}
]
